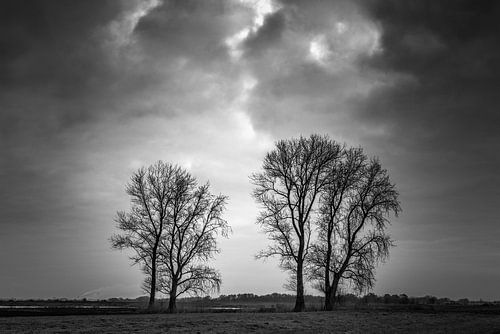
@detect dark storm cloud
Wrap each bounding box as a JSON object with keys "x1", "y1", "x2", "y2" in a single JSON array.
[
  {"x1": 357, "y1": 0, "x2": 500, "y2": 148},
  {"x1": 135, "y1": 0, "x2": 249, "y2": 68},
  {"x1": 0, "y1": 0, "x2": 126, "y2": 139},
  {"x1": 0, "y1": 0, "x2": 250, "y2": 232},
  {"x1": 243, "y1": 10, "x2": 286, "y2": 57},
  {"x1": 0, "y1": 1, "x2": 127, "y2": 229},
  {"x1": 0, "y1": 0, "x2": 236, "y2": 138},
  {"x1": 355, "y1": 0, "x2": 500, "y2": 180},
  {"x1": 350, "y1": 0, "x2": 500, "y2": 252},
  {"x1": 0, "y1": 0, "x2": 122, "y2": 90},
  {"x1": 348, "y1": 2, "x2": 500, "y2": 298}
]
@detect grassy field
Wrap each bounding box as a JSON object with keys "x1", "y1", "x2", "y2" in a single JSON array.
[{"x1": 1, "y1": 309, "x2": 499, "y2": 333}]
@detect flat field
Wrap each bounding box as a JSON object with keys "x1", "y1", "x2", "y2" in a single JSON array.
[{"x1": 1, "y1": 309, "x2": 499, "y2": 333}]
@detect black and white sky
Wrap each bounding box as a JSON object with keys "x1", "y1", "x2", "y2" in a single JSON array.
[{"x1": 1, "y1": 0, "x2": 499, "y2": 300}]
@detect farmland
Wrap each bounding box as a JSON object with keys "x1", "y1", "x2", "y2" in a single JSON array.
[{"x1": 1, "y1": 307, "x2": 500, "y2": 333}]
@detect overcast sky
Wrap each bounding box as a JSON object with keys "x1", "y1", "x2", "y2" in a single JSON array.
[{"x1": 1, "y1": 0, "x2": 499, "y2": 301}]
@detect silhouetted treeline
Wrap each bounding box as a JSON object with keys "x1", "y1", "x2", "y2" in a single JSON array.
[
  {"x1": 4, "y1": 293, "x2": 496, "y2": 307},
  {"x1": 175, "y1": 293, "x2": 498, "y2": 306},
  {"x1": 338, "y1": 293, "x2": 496, "y2": 306},
  {"x1": 214, "y1": 293, "x2": 323, "y2": 304}
]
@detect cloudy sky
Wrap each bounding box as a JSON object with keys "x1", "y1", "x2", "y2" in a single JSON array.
[{"x1": 1, "y1": 0, "x2": 499, "y2": 300}]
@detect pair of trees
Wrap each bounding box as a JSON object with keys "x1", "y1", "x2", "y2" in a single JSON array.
[
  {"x1": 111, "y1": 161, "x2": 229, "y2": 312},
  {"x1": 112, "y1": 134, "x2": 400, "y2": 313},
  {"x1": 251, "y1": 134, "x2": 400, "y2": 311}
]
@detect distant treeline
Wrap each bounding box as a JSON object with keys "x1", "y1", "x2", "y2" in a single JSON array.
[
  {"x1": 104, "y1": 293, "x2": 323, "y2": 305},
  {"x1": 4, "y1": 293, "x2": 497, "y2": 307},
  {"x1": 173, "y1": 293, "x2": 499, "y2": 306},
  {"x1": 338, "y1": 293, "x2": 494, "y2": 306},
  {"x1": 164, "y1": 293, "x2": 498, "y2": 306},
  {"x1": 185, "y1": 293, "x2": 323, "y2": 304}
]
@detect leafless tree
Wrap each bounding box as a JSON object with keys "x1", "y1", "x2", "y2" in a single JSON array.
[
  {"x1": 111, "y1": 161, "x2": 229, "y2": 312},
  {"x1": 251, "y1": 134, "x2": 341, "y2": 312},
  {"x1": 111, "y1": 161, "x2": 177, "y2": 309},
  {"x1": 309, "y1": 150, "x2": 401, "y2": 310},
  {"x1": 156, "y1": 178, "x2": 229, "y2": 313}
]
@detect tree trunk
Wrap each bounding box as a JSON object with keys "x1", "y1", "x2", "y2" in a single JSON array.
[
  {"x1": 328, "y1": 274, "x2": 340, "y2": 310},
  {"x1": 293, "y1": 259, "x2": 306, "y2": 312},
  {"x1": 324, "y1": 240, "x2": 332, "y2": 310},
  {"x1": 148, "y1": 260, "x2": 157, "y2": 310},
  {"x1": 324, "y1": 286, "x2": 333, "y2": 311},
  {"x1": 167, "y1": 280, "x2": 178, "y2": 313}
]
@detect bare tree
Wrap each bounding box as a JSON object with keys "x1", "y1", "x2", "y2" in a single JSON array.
[
  {"x1": 111, "y1": 161, "x2": 229, "y2": 312},
  {"x1": 251, "y1": 135, "x2": 341, "y2": 312},
  {"x1": 111, "y1": 161, "x2": 177, "y2": 310},
  {"x1": 310, "y1": 150, "x2": 401, "y2": 310},
  {"x1": 156, "y1": 177, "x2": 229, "y2": 313}
]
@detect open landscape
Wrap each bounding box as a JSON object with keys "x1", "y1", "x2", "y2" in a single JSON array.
[
  {"x1": 2, "y1": 0, "x2": 499, "y2": 333},
  {"x1": 2, "y1": 295, "x2": 500, "y2": 332},
  {"x1": 2, "y1": 308, "x2": 500, "y2": 333}
]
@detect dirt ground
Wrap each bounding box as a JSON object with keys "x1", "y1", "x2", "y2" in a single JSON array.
[{"x1": 1, "y1": 310, "x2": 499, "y2": 333}]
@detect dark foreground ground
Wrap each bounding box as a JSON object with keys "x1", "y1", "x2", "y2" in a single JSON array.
[{"x1": 1, "y1": 310, "x2": 500, "y2": 333}]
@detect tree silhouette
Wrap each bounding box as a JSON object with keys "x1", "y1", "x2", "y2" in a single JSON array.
[
  {"x1": 251, "y1": 134, "x2": 341, "y2": 312},
  {"x1": 111, "y1": 161, "x2": 229, "y2": 312},
  {"x1": 156, "y1": 177, "x2": 229, "y2": 313},
  {"x1": 310, "y1": 149, "x2": 401, "y2": 310},
  {"x1": 111, "y1": 161, "x2": 176, "y2": 309}
]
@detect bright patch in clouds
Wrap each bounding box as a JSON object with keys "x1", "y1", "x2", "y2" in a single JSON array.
[
  {"x1": 309, "y1": 34, "x2": 331, "y2": 64},
  {"x1": 308, "y1": 20, "x2": 382, "y2": 71},
  {"x1": 107, "y1": 0, "x2": 162, "y2": 48},
  {"x1": 230, "y1": 75, "x2": 261, "y2": 141},
  {"x1": 336, "y1": 21, "x2": 348, "y2": 35},
  {"x1": 226, "y1": 28, "x2": 251, "y2": 59},
  {"x1": 226, "y1": 0, "x2": 280, "y2": 60},
  {"x1": 238, "y1": 0, "x2": 277, "y2": 27}
]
